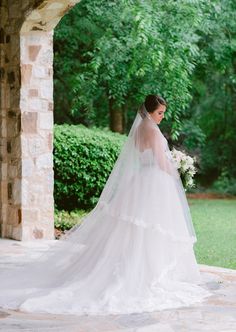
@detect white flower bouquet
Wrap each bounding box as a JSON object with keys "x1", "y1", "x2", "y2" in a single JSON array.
[{"x1": 170, "y1": 148, "x2": 197, "y2": 190}]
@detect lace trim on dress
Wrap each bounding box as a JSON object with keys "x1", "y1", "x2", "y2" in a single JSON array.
[{"x1": 98, "y1": 200, "x2": 196, "y2": 245}]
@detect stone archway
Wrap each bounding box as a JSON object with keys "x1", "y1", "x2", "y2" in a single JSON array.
[{"x1": 0, "y1": 0, "x2": 80, "y2": 240}]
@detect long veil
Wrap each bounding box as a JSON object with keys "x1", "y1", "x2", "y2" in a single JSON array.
[
  {"x1": 0, "y1": 102, "x2": 205, "y2": 314},
  {"x1": 64, "y1": 102, "x2": 197, "y2": 241}
]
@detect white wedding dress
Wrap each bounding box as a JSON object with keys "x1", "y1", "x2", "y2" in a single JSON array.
[{"x1": 0, "y1": 104, "x2": 212, "y2": 315}]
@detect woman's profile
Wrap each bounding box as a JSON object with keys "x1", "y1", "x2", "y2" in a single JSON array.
[{"x1": 0, "y1": 94, "x2": 213, "y2": 315}]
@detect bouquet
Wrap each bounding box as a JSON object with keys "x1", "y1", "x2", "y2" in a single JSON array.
[{"x1": 170, "y1": 148, "x2": 197, "y2": 191}]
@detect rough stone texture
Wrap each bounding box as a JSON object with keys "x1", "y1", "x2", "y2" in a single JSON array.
[
  {"x1": 0, "y1": 1, "x2": 81, "y2": 240},
  {"x1": 0, "y1": 239, "x2": 236, "y2": 331}
]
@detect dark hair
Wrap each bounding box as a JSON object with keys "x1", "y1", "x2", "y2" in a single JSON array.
[{"x1": 144, "y1": 94, "x2": 167, "y2": 113}]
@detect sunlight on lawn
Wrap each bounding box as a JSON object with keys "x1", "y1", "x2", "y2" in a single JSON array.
[
  {"x1": 189, "y1": 198, "x2": 236, "y2": 270},
  {"x1": 55, "y1": 198, "x2": 236, "y2": 270}
]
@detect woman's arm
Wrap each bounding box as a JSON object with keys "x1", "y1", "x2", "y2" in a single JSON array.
[{"x1": 148, "y1": 128, "x2": 179, "y2": 179}]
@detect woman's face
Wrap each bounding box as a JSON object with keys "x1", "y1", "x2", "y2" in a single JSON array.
[{"x1": 150, "y1": 104, "x2": 166, "y2": 124}]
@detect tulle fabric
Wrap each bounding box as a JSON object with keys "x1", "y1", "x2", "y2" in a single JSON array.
[{"x1": 0, "y1": 103, "x2": 213, "y2": 315}]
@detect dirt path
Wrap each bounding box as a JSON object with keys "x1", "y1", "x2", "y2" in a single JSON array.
[{"x1": 187, "y1": 192, "x2": 236, "y2": 200}]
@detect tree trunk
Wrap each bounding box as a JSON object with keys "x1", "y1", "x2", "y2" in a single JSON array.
[{"x1": 109, "y1": 97, "x2": 124, "y2": 133}]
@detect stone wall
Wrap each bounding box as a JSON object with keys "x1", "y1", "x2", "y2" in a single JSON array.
[{"x1": 0, "y1": 0, "x2": 80, "y2": 240}]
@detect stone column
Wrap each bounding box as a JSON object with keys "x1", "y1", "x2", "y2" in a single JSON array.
[
  {"x1": 19, "y1": 31, "x2": 55, "y2": 240},
  {"x1": 0, "y1": 0, "x2": 80, "y2": 240},
  {"x1": 0, "y1": 1, "x2": 55, "y2": 240},
  {"x1": 0, "y1": 28, "x2": 55, "y2": 240},
  {"x1": 0, "y1": 1, "x2": 23, "y2": 239}
]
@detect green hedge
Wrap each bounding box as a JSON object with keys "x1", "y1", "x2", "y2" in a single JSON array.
[{"x1": 53, "y1": 124, "x2": 127, "y2": 210}]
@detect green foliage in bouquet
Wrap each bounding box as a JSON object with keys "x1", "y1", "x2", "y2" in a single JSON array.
[{"x1": 171, "y1": 148, "x2": 197, "y2": 191}]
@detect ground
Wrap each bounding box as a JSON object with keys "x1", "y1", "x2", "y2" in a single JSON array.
[{"x1": 0, "y1": 239, "x2": 236, "y2": 332}]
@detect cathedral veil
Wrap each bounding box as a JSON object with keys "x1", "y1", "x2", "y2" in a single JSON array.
[
  {"x1": 63, "y1": 102, "x2": 197, "y2": 244},
  {"x1": 0, "y1": 102, "x2": 209, "y2": 315}
]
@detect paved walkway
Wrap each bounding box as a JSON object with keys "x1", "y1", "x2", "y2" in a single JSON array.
[{"x1": 0, "y1": 239, "x2": 235, "y2": 332}]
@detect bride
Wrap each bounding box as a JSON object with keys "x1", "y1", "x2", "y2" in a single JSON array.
[{"x1": 0, "y1": 94, "x2": 212, "y2": 315}]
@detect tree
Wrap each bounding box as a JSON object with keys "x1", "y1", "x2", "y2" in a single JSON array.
[
  {"x1": 189, "y1": 0, "x2": 236, "y2": 185},
  {"x1": 54, "y1": 0, "x2": 205, "y2": 138}
]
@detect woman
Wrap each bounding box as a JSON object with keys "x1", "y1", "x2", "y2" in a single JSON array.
[{"x1": 0, "y1": 94, "x2": 212, "y2": 315}]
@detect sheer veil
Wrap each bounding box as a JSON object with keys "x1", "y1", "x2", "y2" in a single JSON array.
[
  {"x1": 64, "y1": 102, "x2": 197, "y2": 244},
  {"x1": 0, "y1": 102, "x2": 203, "y2": 313}
]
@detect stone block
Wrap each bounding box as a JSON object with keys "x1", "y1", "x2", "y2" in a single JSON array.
[
  {"x1": 35, "y1": 153, "x2": 53, "y2": 169},
  {"x1": 22, "y1": 112, "x2": 38, "y2": 133},
  {"x1": 28, "y1": 45, "x2": 41, "y2": 61},
  {"x1": 22, "y1": 180, "x2": 28, "y2": 206},
  {"x1": 12, "y1": 179, "x2": 21, "y2": 204},
  {"x1": 22, "y1": 158, "x2": 34, "y2": 177},
  {"x1": 33, "y1": 227, "x2": 44, "y2": 239},
  {"x1": 7, "y1": 207, "x2": 18, "y2": 226},
  {"x1": 0, "y1": 138, "x2": 6, "y2": 156},
  {"x1": 39, "y1": 112, "x2": 53, "y2": 130},
  {"x1": 0, "y1": 7, "x2": 8, "y2": 26},
  {"x1": 1, "y1": 181, "x2": 8, "y2": 202},
  {"x1": 11, "y1": 137, "x2": 21, "y2": 157},
  {"x1": 31, "y1": 184, "x2": 44, "y2": 194},
  {"x1": 12, "y1": 226, "x2": 22, "y2": 240},
  {"x1": 24, "y1": 33, "x2": 43, "y2": 44},
  {"x1": 41, "y1": 194, "x2": 54, "y2": 207},
  {"x1": 28, "y1": 98, "x2": 42, "y2": 111},
  {"x1": 40, "y1": 80, "x2": 53, "y2": 99},
  {"x1": 28, "y1": 89, "x2": 39, "y2": 97},
  {"x1": 8, "y1": 165, "x2": 18, "y2": 179},
  {"x1": 7, "y1": 116, "x2": 19, "y2": 137},
  {"x1": 10, "y1": 157, "x2": 20, "y2": 167},
  {"x1": 6, "y1": 224, "x2": 13, "y2": 238},
  {"x1": 29, "y1": 11, "x2": 42, "y2": 21},
  {"x1": 21, "y1": 64, "x2": 32, "y2": 84},
  {"x1": 28, "y1": 136, "x2": 45, "y2": 156},
  {"x1": 27, "y1": 183, "x2": 44, "y2": 206},
  {"x1": 39, "y1": 48, "x2": 53, "y2": 66},
  {"x1": 8, "y1": 3, "x2": 21, "y2": 19},
  {"x1": 21, "y1": 226, "x2": 31, "y2": 241},
  {"x1": 5, "y1": 87, "x2": 10, "y2": 109},
  {"x1": 21, "y1": 135, "x2": 29, "y2": 158},
  {"x1": 20, "y1": 94, "x2": 29, "y2": 112},
  {"x1": 1, "y1": 204, "x2": 7, "y2": 222},
  {"x1": 0, "y1": 163, "x2": 7, "y2": 180},
  {"x1": 10, "y1": 89, "x2": 20, "y2": 109},
  {"x1": 33, "y1": 65, "x2": 49, "y2": 79},
  {"x1": 40, "y1": 209, "x2": 54, "y2": 224},
  {"x1": 22, "y1": 208, "x2": 39, "y2": 224}
]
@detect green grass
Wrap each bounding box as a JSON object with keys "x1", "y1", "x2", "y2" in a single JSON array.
[
  {"x1": 189, "y1": 198, "x2": 236, "y2": 270},
  {"x1": 55, "y1": 198, "x2": 236, "y2": 270}
]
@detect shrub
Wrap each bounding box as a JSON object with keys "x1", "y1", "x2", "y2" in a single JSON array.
[
  {"x1": 54, "y1": 208, "x2": 88, "y2": 231},
  {"x1": 53, "y1": 124, "x2": 126, "y2": 210},
  {"x1": 211, "y1": 169, "x2": 236, "y2": 196}
]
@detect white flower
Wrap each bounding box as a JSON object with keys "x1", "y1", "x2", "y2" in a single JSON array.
[{"x1": 170, "y1": 148, "x2": 197, "y2": 190}]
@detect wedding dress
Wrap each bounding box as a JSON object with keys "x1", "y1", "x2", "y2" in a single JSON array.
[{"x1": 0, "y1": 103, "x2": 213, "y2": 315}]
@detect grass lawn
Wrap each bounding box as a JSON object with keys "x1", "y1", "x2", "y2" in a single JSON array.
[
  {"x1": 55, "y1": 198, "x2": 236, "y2": 270},
  {"x1": 188, "y1": 198, "x2": 236, "y2": 270}
]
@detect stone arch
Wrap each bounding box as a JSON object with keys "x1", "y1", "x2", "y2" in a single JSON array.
[{"x1": 0, "y1": 1, "x2": 80, "y2": 240}]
